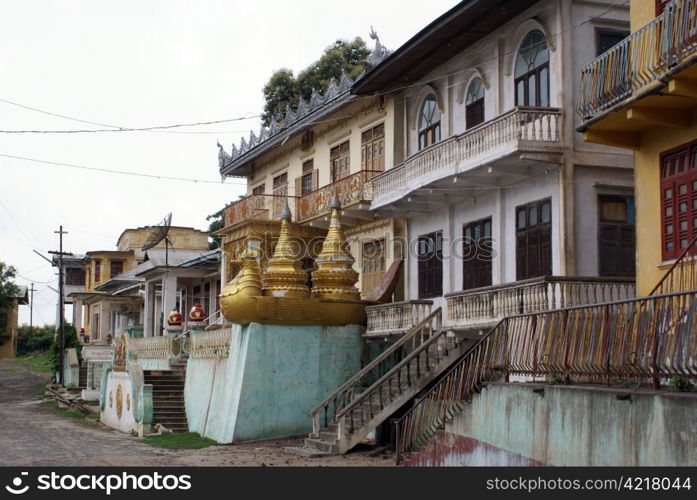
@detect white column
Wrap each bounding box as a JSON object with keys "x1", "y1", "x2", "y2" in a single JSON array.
[
  {"x1": 143, "y1": 281, "x2": 154, "y2": 337},
  {"x1": 162, "y1": 273, "x2": 178, "y2": 335},
  {"x1": 73, "y1": 299, "x2": 83, "y2": 332}
]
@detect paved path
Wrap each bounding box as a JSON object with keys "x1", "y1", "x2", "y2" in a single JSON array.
[{"x1": 0, "y1": 359, "x2": 390, "y2": 466}]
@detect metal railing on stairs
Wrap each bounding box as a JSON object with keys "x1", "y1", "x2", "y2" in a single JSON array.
[
  {"x1": 310, "y1": 307, "x2": 442, "y2": 437},
  {"x1": 393, "y1": 288, "x2": 697, "y2": 463}
]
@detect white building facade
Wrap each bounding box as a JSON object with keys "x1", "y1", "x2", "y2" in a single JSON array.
[{"x1": 355, "y1": 0, "x2": 637, "y2": 331}]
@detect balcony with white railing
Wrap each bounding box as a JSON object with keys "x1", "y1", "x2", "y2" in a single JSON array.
[
  {"x1": 370, "y1": 107, "x2": 562, "y2": 210},
  {"x1": 579, "y1": 0, "x2": 697, "y2": 121},
  {"x1": 446, "y1": 276, "x2": 636, "y2": 330},
  {"x1": 223, "y1": 194, "x2": 297, "y2": 229},
  {"x1": 365, "y1": 300, "x2": 433, "y2": 338}
]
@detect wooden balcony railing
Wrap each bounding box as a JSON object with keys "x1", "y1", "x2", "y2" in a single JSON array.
[
  {"x1": 365, "y1": 300, "x2": 433, "y2": 337},
  {"x1": 579, "y1": 0, "x2": 697, "y2": 118},
  {"x1": 223, "y1": 194, "x2": 297, "y2": 227},
  {"x1": 446, "y1": 276, "x2": 636, "y2": 328},
  {"x1": 395, "y1": 288, "x2": 697, "y2": 463},
  {"x1": 296, "y1": 170, "x2": 381, "y2": 222},
  {"x1": 370, "y1": 107, "x2": 561, "y2": 204}
]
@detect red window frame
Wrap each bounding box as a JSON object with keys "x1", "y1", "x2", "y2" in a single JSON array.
[
  {"x1": 660, "y1": 139, "x2": 697, "y2": 260},
  {"x1": 656, "y1": 0, "x2": 671, "y2": 15}
]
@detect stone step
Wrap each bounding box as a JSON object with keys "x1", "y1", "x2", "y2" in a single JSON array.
[
  {"x1": 319, "y1": 430, "x2": 338, "y2": 442},
  {"x1": 303, "y1": 438, "x2": 338, "y2": 455}
]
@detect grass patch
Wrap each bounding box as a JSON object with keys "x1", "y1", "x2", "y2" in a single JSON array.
[
  {"x1": 142, "y1": 432, "x2": 218, "y2": 450},
  {"x1": 34, "y1": 382, "x2": 48, "y2": 397},
  {"x1": 8, "y1": 352, "x2": 53, "y2": 373},
  {"x1": 55, "y1": 408, "x2": 87, "y2": 420}
]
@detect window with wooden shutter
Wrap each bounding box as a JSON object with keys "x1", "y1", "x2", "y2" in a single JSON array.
[
  {"x1": 330, "y1": 142, "x2": 350, "y2": 182},
  {"x1": 465, "y1": 78, "x2": 485, "y2": 130},
  {"x1": 418, "y1": 231, "x2": 443, "y2": 298},
  {"x1": 361, "y1": 239, "x2": 386, "y2": 295},
  {"x1": 660, "y1": 140, "x2": 697, "y2": 260},
  {"x1": 110, "y1": 260, "x2": 124, "y2": 279},
  {"x1": 94, "y1": 260, "x2": 102, "y2": 283},
  {"x1": 598, "y1": 195, "x2": 635, "y2": 277},
  {"x1": 463, "y1": 218, "x2": 493, "y2": 290},
  {"x1": 361, "y1": 123, "x2": 385, "y2": 171},
  {"x1": 272, "y1": 173, "x2": 288, "y2": 218},
  {"x1": 301, "y1": 159, "x2": 314, "y2": 195},
  {"x1": 516, "y1": 199, "x2": 552, "y2": 280},
  {"x1": 418, "y1": 96, "x2": 441, "y2": 150}
]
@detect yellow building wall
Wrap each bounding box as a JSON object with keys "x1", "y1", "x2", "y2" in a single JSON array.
[
  {"x1": 633, "y1": 114, "x2": 697, "y2": 295},
  {"x1": 630, "y1": 0, "x2": 657, "y2": 32},
  {"x1": 0, "y1": 301, "x2": 18, "y2": 359},
  {"x1": 117, "y1": 227, "x2": 209, "y2": 258},
  {"x1": 85, "y1": 252, "x2": 137, "y2": 292},
  {"x1": 247, "y1": 97, "x2": 395, "y2": 197}
]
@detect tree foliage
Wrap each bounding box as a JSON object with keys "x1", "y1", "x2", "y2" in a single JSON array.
[
  {"x1": 49, "y1": 323, "x2": 80, "y2": 373},
  {"x1": 16, "y1": 324, "x2": 55, "y2": 356},
  {"x1": 261, "y1": 38, "x2": 370, "y2": 125},
  {"x1": 206, "y1": 209, "x2": 224, "y2": 250}
]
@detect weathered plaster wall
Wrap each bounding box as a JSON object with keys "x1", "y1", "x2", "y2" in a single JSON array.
[
  {"x1": 185, "y1": 323, "x2": 363, "y2": 443},
  {"x1": 405, "y1": 382, "x2": 697, "y2": 466}
]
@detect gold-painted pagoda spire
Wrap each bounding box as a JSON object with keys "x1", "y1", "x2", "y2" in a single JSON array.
[
  {"x1": 311, "y1": 194, "x2": 360, "y2": 300},
  {"x1": 261, "y1": 201, "x2": 310, "y2": 298}
]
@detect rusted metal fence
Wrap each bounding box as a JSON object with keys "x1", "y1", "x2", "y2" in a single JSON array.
[{"x1": 394, "y1": 289, "x2": 697, "y2": 463}]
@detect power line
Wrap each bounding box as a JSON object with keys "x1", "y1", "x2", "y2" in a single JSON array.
[
  {"x1": 0, "y1": 153, "x2": 247, "y2": 184},
  {"x1": 0, "y1": 96, "x2": 261, "y2": 134}
]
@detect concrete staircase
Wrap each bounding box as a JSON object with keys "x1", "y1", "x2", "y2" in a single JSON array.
[
  {"x1": 144, "y1": 359, "x2": 188, "y2": 433},
  {"x1": 306, "y1": 308, "x2": 471, "y2": 455}
]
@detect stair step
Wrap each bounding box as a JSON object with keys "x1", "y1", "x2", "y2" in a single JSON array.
[
  {"x1": 319, "y1": 431, "x2": 338, "y2": 442},
  {"x1": 303, "y1": 438, "x2": 338, "y2": 455}
]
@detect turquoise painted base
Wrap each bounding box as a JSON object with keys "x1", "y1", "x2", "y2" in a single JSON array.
[{"x1": 185, "y1": 323, "x2": 363, "y2": 443}]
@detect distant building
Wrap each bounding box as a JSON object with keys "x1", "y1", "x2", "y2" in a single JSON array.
[
  {"x1": 0, "y1": 285, "x2": 28, "y2": 359},
  {"x1": 70, "y1": 226, "x2": 211, "y2": 343}
]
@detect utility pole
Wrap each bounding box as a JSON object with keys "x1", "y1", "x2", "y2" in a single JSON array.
[
  {"x1": 28, "y1": 283, "x2": 35, "y2": 338},
  {"x1": 49, "y1": 226, "x2": 69, "y2": 385}
]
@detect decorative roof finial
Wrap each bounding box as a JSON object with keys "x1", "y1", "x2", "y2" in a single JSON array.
[
  {"x1": 281, "y1": 200, "x2": 292, "y2": 221},
  {"x1": 330, "y1": 191, "x2": 341, "y2": 211}
]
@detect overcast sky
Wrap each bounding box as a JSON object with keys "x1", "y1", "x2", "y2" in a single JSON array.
[{"x1": 0, "y1": 0, "x2": 459, "y2": 326}]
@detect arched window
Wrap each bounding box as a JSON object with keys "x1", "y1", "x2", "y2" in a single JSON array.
[
  {"x1": 465, "y1": 77, "x2": 485, "y2": 129},
  {"x1": 418, "y1": 95, "x2": 441, "y2": 150},
  {"x1": 514, "y1": 30, "x2": 549, "y2": 107}
]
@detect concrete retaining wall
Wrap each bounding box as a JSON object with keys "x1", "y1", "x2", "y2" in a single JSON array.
[
  {"x1": 405, "y1": 383, "x2": 697, "y2": 466},
  {"x1": 185, "y1": 323, "x2": 363, "y2": 443}
]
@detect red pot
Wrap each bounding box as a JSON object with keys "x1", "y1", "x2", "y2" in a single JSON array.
[
  {"x1": 189, "y1": 303, "x2": 205, "y2": 321},
  {"x1": 167, "y1": 309, "x2": 183, "y2": 326}
]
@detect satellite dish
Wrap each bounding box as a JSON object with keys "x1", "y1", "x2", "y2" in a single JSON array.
[{"x1": 142, "y1": 213, "x2": 173, "y2": 267}]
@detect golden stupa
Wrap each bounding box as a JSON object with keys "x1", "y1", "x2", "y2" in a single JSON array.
[{"x1": 219, "y1": 196, "x2": 366, "y2": 326}]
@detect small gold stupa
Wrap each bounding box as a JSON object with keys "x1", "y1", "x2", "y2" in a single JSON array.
[
  {"x1": 219, "y1": 195, "x2": 365, "y2": 326},
  {"x1": 261, "y1": 202, "x2": 310, "y2": 299},
  {"x1": 311, "y1": 194, "x2": 360, "y2": 301}
]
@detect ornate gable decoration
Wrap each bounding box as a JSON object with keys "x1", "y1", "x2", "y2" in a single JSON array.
[{"x1": 218, "y1": 31, "x2": 392, "y2": 169}]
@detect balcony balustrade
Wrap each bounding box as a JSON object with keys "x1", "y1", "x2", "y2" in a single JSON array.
[
  {"x1": 579, "y1": 0, "x2": 697, "y2": 118},
  {"x1": 296, "y1": 170, "x2": 380, "y2": 222},
  {"x1": 365, "y1": 300, "x2": 433, "y2": 338},
  {"x1": 223, "y1": 194, "x2": 297, "y2": 228}
]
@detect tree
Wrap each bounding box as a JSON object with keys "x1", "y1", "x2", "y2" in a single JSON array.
[
  {"x1": 261, "y1": 69, "x2": 300, "y2": 126},
  {"x1": 261, "y1": 38, "x2": 370, "y2": 126},
  {"x1": 0, "y1": 261, "x2": 20, "y2": 333},
  {"x1": 16, "y1": 324, "x2": 55, "y2": 356},
  {"x1": 206, "y1": 209, "x2": 224, "y2": 250},
  {"x1": 49, "y1": 323, "x2": 80, "y2": 373}
]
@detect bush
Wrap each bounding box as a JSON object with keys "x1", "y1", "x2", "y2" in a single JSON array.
[
  {"x1": 16, "y1": 325, "x2": 55, "y2": 356},
  {"x1": 49, "y1": 323, "x2": 81, "y2": 373}
]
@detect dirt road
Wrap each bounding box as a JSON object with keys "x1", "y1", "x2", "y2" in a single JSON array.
[{"x1": 0, "y1": 359, "x2": 391, "y2": 466}]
